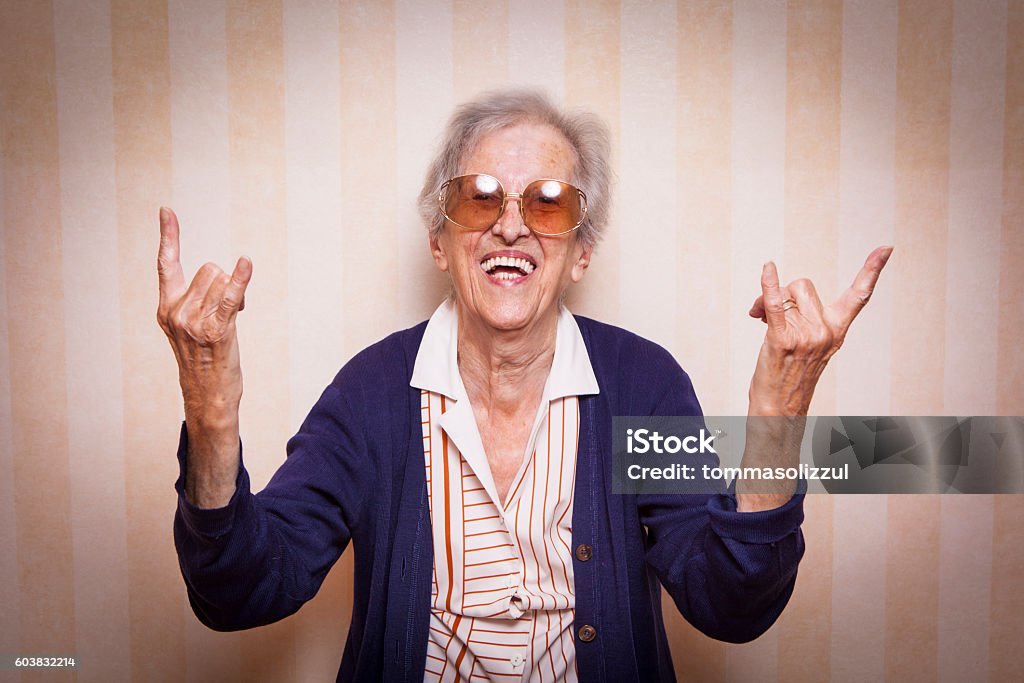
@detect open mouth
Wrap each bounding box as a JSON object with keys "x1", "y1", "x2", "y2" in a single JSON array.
[{"x1": 480, "y1": 255, "x2": 536, "y2": 281}]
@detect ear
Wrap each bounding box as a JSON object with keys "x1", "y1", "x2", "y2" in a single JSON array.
[
  {"x1": 570, "y1": 242, "x2": 593, "y2": 283},
  {"x1": 430, "y1": 231, "x2": 449, "y2": 273}
]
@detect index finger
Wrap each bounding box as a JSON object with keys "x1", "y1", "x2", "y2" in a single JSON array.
[
  {"x1": 158, "y1": 207, "x2": 186, "y2": 303},
  {"x1": 829, "y1": 245, "x2": 893, "y2": 331}
]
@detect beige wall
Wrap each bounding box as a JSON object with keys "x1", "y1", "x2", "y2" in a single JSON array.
[{"x1": 1, "y1": 0, "x2": 1021, "y2": 680}]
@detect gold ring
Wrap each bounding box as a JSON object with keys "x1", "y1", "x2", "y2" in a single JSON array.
[{"x1": 782, "y1": 298, "x2": 798, "y2": 312}]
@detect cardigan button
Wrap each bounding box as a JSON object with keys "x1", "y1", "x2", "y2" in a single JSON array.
[
  {"x1": 578, "y1": 624, "x2": 597, "y2": 642},
  {"x1": 574, "y1": 544, "x2": 593, "y2": 561}
]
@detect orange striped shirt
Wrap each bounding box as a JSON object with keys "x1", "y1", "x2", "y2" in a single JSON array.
[{"x1": 411, "y1": 300, "x2": 599, "y2": 683}]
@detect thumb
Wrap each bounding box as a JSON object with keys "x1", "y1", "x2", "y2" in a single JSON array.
[{"x1": 760, "y1": 261, "x2": 787, "y2": 335}]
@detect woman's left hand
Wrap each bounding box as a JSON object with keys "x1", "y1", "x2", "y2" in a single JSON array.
[{"x1": 746, "y1": 246, "x2": 893, "y2": 417}]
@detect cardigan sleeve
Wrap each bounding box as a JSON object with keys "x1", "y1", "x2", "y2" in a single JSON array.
[
  {"x1": 173, "y1": 376, "x2": 373, "y2": 632},
  {"x1": 636, "y1": 345, "x2": 806, "y2": 644}
]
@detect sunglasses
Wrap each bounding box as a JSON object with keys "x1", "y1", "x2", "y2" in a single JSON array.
[{"x1": 438, "y1": 173, "x2": 587, "y2": 237}]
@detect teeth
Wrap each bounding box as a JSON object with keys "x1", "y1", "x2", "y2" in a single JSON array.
[{"x1": 479, "y1": 256, "x2": 536, "y2": 276}]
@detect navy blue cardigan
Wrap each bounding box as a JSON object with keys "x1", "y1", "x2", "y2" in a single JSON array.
[{"x1": 174, "y1": 316, "x2": 805, "y2": 682}]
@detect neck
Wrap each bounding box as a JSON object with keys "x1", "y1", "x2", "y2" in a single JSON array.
[{"x1": 455, "y1": 302, "x2": 558, "y2": 415}]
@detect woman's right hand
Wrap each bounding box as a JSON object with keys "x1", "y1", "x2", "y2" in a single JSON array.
[{"x1": 157, "y1": 207, "x2": 252, "y2": 508}]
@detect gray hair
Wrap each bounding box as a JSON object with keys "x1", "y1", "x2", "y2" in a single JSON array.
[{"x1": 417, "y1": 89, "x2": 612, "y2": 249}]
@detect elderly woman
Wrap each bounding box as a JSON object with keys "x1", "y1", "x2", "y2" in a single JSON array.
[{"x1": 160, "y1": 90, "x2": 889, "y2": 682}]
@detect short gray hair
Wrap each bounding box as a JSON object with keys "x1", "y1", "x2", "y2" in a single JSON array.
[{"x1": 417, "y1": 89, "x2": 612, "y2": 249}]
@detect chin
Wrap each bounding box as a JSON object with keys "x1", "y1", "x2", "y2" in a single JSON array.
[
  {"x1": 475, "y1": 299, "x2": 546, "y2": 332},
  {"x1": 481, "y1": 309, "x2": 535, "y2": 332}
]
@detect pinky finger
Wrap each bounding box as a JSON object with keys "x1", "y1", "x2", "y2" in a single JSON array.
[{"x1": 749, "y1": 294, "x2": 765, "y2": 320}]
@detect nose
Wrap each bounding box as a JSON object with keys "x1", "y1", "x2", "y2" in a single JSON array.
[{"x1": 490, "y1": 193, "x2": 532, "y2": 243}]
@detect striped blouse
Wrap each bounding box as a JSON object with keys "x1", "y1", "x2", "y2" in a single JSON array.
[{"x1": 410, "y1": 300, "x2": 599, "y2": 683}]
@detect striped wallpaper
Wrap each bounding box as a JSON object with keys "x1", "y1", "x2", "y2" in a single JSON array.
[{"x1": 0, "y1": 0, "x2": 1021, "y2": 680}]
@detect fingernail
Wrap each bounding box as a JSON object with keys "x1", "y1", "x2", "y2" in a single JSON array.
[
  {"x1": 882, "y1": 246, "x2": 894, "y2": 262},
  {"x1": 159, "y1": 206, "x2": 169, "y2": 223}
]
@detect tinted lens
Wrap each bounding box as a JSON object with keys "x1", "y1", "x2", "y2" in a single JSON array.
[
  {"x1": 522, "y1": 179, "x2": 583, "y2": 235},
  {"x1": 443, "y1": 174, "x2": 503, "y2": 230},
  {"x1": 441, "y1": 174, "x2": 586, "y2": 235}
]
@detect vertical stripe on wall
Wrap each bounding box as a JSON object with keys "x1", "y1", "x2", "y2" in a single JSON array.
[
  {"x1": 226, "y1": 1, "x2": 296, "y2": 679},
  {"x1": 453, "y1": 0, "x2": 509, "y2": 102},
  {"x1": 111, "y1": 0, "x2": 186, "y2": 678},
  {"x1": 936, "y1": 4, "x2": 1007, "y2": 682},
  {"x1": 618, "y1": 0, "x2": 678, "y2": 353},
  {"x1": 563, "y1": 0, "x2": 621, "y2": 324},
  {"x1": 938, "y1": 496, "x2": 995, "y2": 683},
  {"x1": 507, "y1": 0, "x2": 566, "y2": 103},
  {"x1": 282, "y1": 0, "x2": 344, "y2": 445},
  {"x1": 990, "y1": 496, "x2": 1024, "y2": 681},
  {"x1": 339, "y1": 0, "x2": 400, "y2": 355},
  {"x1": 944, "y1": 0, "x2": 1007, "y2": 416},
  {"x1": 832, "y1": 3, "x2": 898, "y2": 673},
  {"x1": 0, "y1": 43, "x2": 20, "y2": 665},
  {"x1": 1, "y1": 0, "x2": 75, "y2": 659},
  {"x1": 885, "y1": 496, "x2": 941, "y2": 682},
  {"x1": 891, "y1": 0, "x2": 953, "y2": 416},
  {"x1": 169, "y1": 0, "x2": 232, "y2": 273},
  {"x1": 998, "y1": 0, "x2": 1024, "y2": 416},
  {"x1": 674, "y1": 0, "x2": 733, "y2": 418},
  {"x1": 729, "y1": 0, "x2": 787, "y2": 418},
  {"x1": 835, "y1": 0, "x2": 897, "y2": 417},
  {"x1": 886, "y1": 3, "x2": 952, "y2": 677},
  {"x1": 395, "y1": 0, "x2": 454, "y2": 326},
  {"x1": 54, "y1": 0, "x2": 132, "y2": 679},
  {"x1": 886, "y1": 2, "x2": 953, "y2": 673},
  {"x1": 831, "y1": 495, "x2": 888, "y2": 682}
]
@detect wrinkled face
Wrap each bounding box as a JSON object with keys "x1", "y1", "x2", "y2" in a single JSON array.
[{"x1": 430, "y1": 123, "x2": 593, "y2": 334}]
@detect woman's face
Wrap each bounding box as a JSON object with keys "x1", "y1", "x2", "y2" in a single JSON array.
[{"x1": 430, "y1": 122, "x2": 593, "y2": 335}]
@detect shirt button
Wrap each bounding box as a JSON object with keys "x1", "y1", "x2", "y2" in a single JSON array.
[
  {"x1": 574, "y1": 543, "x2": 593, "y2": 561},
  {"x1": 511, "y1": 654, "x2": 524, "y2": 668},
  {"x1": 578, "y1": 624, "x2": 597, "y2": 642}
]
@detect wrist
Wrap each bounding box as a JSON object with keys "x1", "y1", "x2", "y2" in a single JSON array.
[
  {"x1": 183, "y1": 392, "x2": 241, "y2": 431},
  {"x1": 747, "y1": 386, "x2": 811, "y2": 417}
]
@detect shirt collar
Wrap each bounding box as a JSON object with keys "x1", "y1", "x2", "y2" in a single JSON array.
[{"x1": 410, "y1": 298, "x2": 600, "y2": 401}]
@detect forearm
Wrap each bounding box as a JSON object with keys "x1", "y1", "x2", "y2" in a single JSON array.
[
  {"x1": 183, "y1": 395, "x2": 241, "y2": 508},
  {"x1": 735, "y1": 414, "x2": 805, "y2": 512}
]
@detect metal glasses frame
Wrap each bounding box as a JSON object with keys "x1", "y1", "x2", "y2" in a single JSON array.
[{"x1": 437, "y1": 173, "x2": 588, "y2": 237}]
